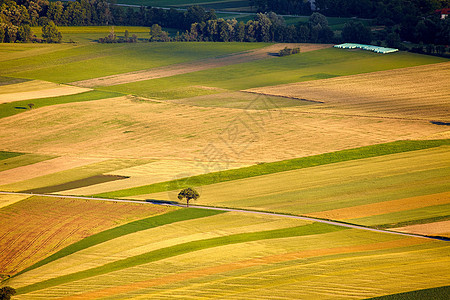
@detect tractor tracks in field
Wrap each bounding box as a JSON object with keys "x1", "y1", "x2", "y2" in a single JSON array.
[{"x1": 1, "y1": 191, "x2": 448, "y2": 241}]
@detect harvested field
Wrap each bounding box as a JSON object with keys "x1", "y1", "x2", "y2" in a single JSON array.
[
  {"x1": 0, "y1": 80, "x2": 60, "y2": 94},
  {"x1": 170, "y1": 91, "x2": 314, "y2": 110},
  {"x1": 10, "y1": 226, "x2": 449, "y2": 299},
  {"x1": 59, "y1": 159, "x2": 250, "y2": 196},
  {"x1": 0, "y1": 154, "x2": 55, "y2": 173},
  {"x1": 307, "y1": 191, "x2": 450, "y2": 220},
  {"x1": 246, "y1": 62, "x2": 450, "y2": 121},
  {"x1": 0, "y1": 96, "x2": 447, "y2": 164},
  {"x1": 0, "y1": 193, "x2": 30, "y2": 209},
  {"x1": 0, "y1": 196, "x2": 171, "y2": 275},
  {"x1": 0, "y1": 85, "x2": 92, "y2": 103},
  {"x1": 70, "y1": 43, "x2": 331, "y2": 88},
  {"x1": 394, "y1": 220, "x2": 450, "y2": 238},
  {"x1": 0, "y1": 156, "x2": 106, "y2": 186},
  {"x1": 0, "y1": 158, "x2": 153, "y2": 192},
  {"x1": 134, "y1": 146, "x2": 450, "y2": 223},
  {"x1": 21, "y1": 175, "x2": 128, "y2": 194},
  {"x1": 9, "y1": 212, "x2": 309, "y2": 288}
]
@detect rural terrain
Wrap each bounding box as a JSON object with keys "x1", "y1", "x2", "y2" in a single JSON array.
[{"x1": 0, "y1": 24, "x2": 449, "y2": 299}]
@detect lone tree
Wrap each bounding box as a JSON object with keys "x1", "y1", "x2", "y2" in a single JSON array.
[
  {"x1": 0, "y1": 286, "x2": 16, "y2": 300},
  {"x1": 177, "y1": 187, "x2": 199, "y2": 207}
]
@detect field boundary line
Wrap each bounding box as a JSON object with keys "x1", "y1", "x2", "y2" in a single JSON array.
[{"x1": 1, "y1": 191, "x2": 448, "y2": 241}]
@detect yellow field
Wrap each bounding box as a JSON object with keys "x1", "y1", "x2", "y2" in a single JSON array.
[
  {"x1": 0, "y1": 80, "x2": 60, "y2": 94},
  {"x1": 0, "y1": 194, "x2": 30, "y2": 209},
  {"x1": 134, "y1": 146, "x2": 450, "y2": 215},
  {"x1": 247, "y1": 62, "x2": 450, "y2": 121},
  {"x1": 0, "y1": 196, "x2": 171, "y2": 276},
  {"x1": 8, "y1": 212, "x2": 310, "y2": 288},
  {"x1": 58, "y1": 159, "x2": 251, "y2": 196},
  {"x1": 394, "y1": 220, "x2": 450, "y2": 238},
  {"x1": 0, "y1": 96, "x2": 446, "y2": 166},
  {"x1": 0, "y1": 80, "x2": 91, "y2": 103},
  {"x1": 307, "y1": 191, "x2": 450, "y2": 220},
  {"x1": 10, "y1": 227, "x2": 449, "y2": 299},
  {"x1": 0, "y1": 156, "x2": 106, "y2": 187}
]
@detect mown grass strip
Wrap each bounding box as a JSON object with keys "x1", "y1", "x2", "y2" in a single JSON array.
[
  {"x1": 96, "y1": 139, "x2": 450, "y2": 198},
  {"x1": 14, "y1": 208, "x2": 223, "y2": 278},
  {"x1": 0, "y1": 90, "x2": 124, "y2": 119},
  {"x1": 366, "y1": 285, "x2": 450, "y2": 300},
  {"x1": 17, "y1": 222, "x2": 344, "y2": 295},
  {"x1": 0, "y1": 151, "x2": 24, "y2": 161}
]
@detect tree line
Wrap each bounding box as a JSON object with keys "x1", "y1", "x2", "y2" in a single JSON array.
[
  {"x1": 252, "y1": 0, "x2": 449, "y2": 46},
  {"x1": 0, "y1": 0, "x2": 216, "y2": 42}
]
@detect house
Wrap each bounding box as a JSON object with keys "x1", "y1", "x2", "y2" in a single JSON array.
[{"x1": 435, "y1": 8, "x2": 450, "y2": 19}]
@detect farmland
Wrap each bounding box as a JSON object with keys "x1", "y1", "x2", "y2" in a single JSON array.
[
  {"x1": 0, "y1": 196, "x2": 172, "y2": 276},
  {"x1": 0, "y1": 25, "x2": 449, "y2": 299}
]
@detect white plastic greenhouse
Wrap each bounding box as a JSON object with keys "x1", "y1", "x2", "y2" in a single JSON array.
[{"x1": 334, "y1": 43, "x2": 399, "y2": 54}]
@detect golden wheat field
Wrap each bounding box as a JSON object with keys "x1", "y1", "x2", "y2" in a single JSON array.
[
  {"x1": 247, "y1": 62, "x2": 450, "y2": 121},
  {"x1": 0, "y1": 96, "x2": 446, "y2": 166},
  {"x1": 0, "y1": 196, "x2": 172, "y2": 275}
]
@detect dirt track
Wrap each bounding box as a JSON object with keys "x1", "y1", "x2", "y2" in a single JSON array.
[{"x1": 70, "y1": 43, "x2": 332, "y2": 88}]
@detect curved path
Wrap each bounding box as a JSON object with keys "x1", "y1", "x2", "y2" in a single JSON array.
[{"x1": 1, "y1": 191, "x2": 448, "y2": 241}]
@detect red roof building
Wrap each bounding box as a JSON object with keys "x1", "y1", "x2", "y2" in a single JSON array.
[{"x1": 435, "y1": 8, "x2": 450, "y2": 19}]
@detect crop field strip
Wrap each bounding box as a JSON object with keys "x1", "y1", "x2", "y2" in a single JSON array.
[
  {"x1": 0, "y1": 158, "x2": 155, "y2": 192},
  {"x1": 69, "y1": 43, "x2": 331, "y2": 88},
  {"x1": 14, "y1": 222, "x2": 346, "y2": 295},
  {"x1": 58, "y1": 159, "x2": 251, "y2": 196},
  {"x1": 135, "y1": 146, "x2": 450, "y2": 233},
  {"x1": 247, "y1": 62, "x2": 450, "y2": 122},
  {"x1": 0, "y1": 196, "x2": 173, "y2": 276},
  {"x1": 0, "y1": 95, "x2": 445, "y2": 167},
  {"x1": 0, "y1": 90, "x2": 124, "y2": 119},
  {"x1": 0, "y1": 156, "x2": 108, "y2": 187},
  {"x1": 1, "y1": 43, "x2": 267, "y2": 83},
  {"x1": 394, "y1": 220, "x2": 450, "y2": 238},
  {"x1": 0, "y1": 193, "x2": 30, "y2": 209},
  {"x1": 12, "y1": 227, "x2": 449, "y2": 299},
  {"x1": 100, "y1": 48, "x2": 447, "y2": 100},
  {"x1": 99, "y1": 139, "x2": 450, "y2": 198},
  {"x1": 10, "y1": 211, "x2": 308, "y2": 288}
]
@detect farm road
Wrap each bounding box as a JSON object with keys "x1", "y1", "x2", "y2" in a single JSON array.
[
  {"x1": 1, "y1": 191, "x2": 447, "y2": 241},
  {"x1": 69, "y1": 43, "x2": 331, "y2": 88}
]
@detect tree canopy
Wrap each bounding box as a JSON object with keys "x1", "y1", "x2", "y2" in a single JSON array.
[{"x1": 178, "y1": 188, "x2": 200, "y2": 207}]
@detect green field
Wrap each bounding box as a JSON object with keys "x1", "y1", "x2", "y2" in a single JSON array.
[
  {"x1": 102, "y1": 48, "x2": 446, "y2": 99},
  {"x1": 1, "y1": 42, "x2": 267, "y2": 83}
]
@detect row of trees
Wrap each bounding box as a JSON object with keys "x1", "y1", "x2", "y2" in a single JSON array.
[
  {"x1": 252, "y1": 0, "x2": 450, "y2": 46},
  {"x1": 0, "y1": 0, "x2": 218, "y2": 43},
  {"x1": 180, "y1": 12, "x2": 334, "y2": 43}
]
